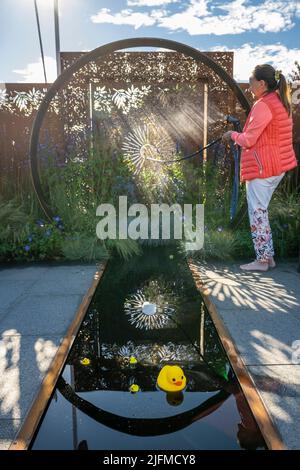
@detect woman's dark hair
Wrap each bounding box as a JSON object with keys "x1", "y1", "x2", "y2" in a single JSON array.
[{"x1": 253, "y1": 64, "x2": 292, "y2": 117}]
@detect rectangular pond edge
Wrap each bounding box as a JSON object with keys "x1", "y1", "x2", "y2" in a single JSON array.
[{"x1": 8, "y1": 257, "x2": 285, "y2": 451}]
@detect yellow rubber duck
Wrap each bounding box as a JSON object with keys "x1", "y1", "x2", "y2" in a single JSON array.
[
  {"x1": 129, "y1": 356, "x2": 137, "y2": 365},
  {"x1": 80, "y1": 357, "x2": 90, "y2": 366},
  {"x1": 157, "y1": 365, "x2": 187, "y2": 392}
]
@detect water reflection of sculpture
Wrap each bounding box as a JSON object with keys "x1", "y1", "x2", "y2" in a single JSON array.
[
  {"x1": 124, "y1": 278, "x2": 178, "y2": 330},
  {"x1": 57, "y1": 366, "x2": 266, "y2": 450},
  {"x1": 102, "y1": 341, "x2": 199, "y2": 365}
]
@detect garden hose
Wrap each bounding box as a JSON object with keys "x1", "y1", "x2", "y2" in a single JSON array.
[
  {"x1": 229, "y1": 117, "x2": 242, "y2": 220},
  {"x1": 147, "y1": 137, "x2": 222, "y2": 164},
  {"x1": 146, "y1": 115, "x2": 240, "y2": 165}
]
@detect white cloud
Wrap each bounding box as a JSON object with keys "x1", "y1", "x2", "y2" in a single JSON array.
[
  {"x1": 13, "y1": 56, "x2": 57, "y2": 83},
  {"x1": 158, "y1": 0, "x2": 298, "y2": 35},
  {"x1": 91, "y1": 8, "x2": 163, "y2": 29},
  {"x1": 157, "y1": 0, "x2": 212, "y2": 33},
  {"x1": 90, "y1": 1, "x2": 300, "y2": 35},
  {"x1": 127, "y1": 0, "x2": 178, "y2": 5},
  {"x1": 209, "y1": 43, "x2": 300, "y2": 81}
]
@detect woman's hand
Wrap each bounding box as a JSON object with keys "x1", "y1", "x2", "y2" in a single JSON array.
[{"x1": 222, "y1": 131, "x2": 233, "y2": 143}]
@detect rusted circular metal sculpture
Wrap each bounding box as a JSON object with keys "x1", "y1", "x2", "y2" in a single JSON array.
[{"x1": 29, "y1": 37, "x2": 251, "y2": 222}]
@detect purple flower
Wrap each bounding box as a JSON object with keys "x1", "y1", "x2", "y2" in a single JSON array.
[{"x1": 24, "y1": 245, "x2": 30, "y2": 252}]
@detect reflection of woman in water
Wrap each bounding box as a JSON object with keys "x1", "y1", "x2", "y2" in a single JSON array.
[
  {"x1": 189, "y1": 369, "x2": 265, "y2": 450},
  {"x1": 225, "y1": 371, "x2": 266, "y2": 450}
]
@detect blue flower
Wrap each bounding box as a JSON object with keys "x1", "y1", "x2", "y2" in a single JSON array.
[
  {"x1": 36, "y1": 219, "x2": 45, "y2": 227},
  {"x1": 57, "y1": 223, "x2": 64, "y2": 230},
  {"x1": 28, "y1": 235, "x2": 33, "y2": 242},
  {"x1": 53, "y1": 215, "x2": 61, "y2": 222},
  {"x1": 45, "y1": 229, "x2": 52, "y2": 237},
  {"x1": 24, "y1": 245, "x2": 30, "y2": 252}
]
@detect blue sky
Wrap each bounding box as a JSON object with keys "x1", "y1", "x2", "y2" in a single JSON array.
[{"x1": 1, "y1": 0, "x2": 300, "y2": 83}]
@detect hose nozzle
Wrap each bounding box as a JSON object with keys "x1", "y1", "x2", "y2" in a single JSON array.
[
  {"x1": 226, "y1": 115, "x2": 240, "y2": 125},
  {"x1": 226, "y1": 115, "x2": 242, "y2": 132}
]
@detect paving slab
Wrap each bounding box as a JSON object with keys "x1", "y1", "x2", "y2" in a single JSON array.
[
  {"x1": 0, "y1": 262, "x2": 98, "y2": 450},
  {"x1": 0, "y1": 294, "x2": 84, "y2": 336},
  {"x1": 248, "y1": 365, "x2": 300, "y2": 450},
  {"x1": 0, "y1": 334, "x2": 62, "y2": 420},
  {"x1": 0, "y1": 266, "x2": 50, "y2": 281},
  {"x1": 28, "y1": 269, "x2": 99, "y2": 295},
  {"x1": 193, "y1": 259, "x2": 300, "y2": 450},
  {"x1": 0, "y1": 280, "x2": 37, "y2": 318},
  {"x1": 218, "y1": 307, "x2": 300, "y2": 366}
]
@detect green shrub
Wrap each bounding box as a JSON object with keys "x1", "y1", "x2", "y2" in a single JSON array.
[
  {"x1": 0, "y1": 197, "x2": 29, "y2": 245},
  {"x1": 0, "y1": 218, "x2": 64, "y2": 262},
  {"x1": 61, "y1": 234, "x2": 109, "y2": 262},
  {"x1": 269, "y1": 190, "x2": 300, "y2": 258},
  {"x1": 105, "y1": 238, "x2": 142, "y2": 260},
  {"x1": 187, "y1": 228, "x2": 241, "y2": 261}
]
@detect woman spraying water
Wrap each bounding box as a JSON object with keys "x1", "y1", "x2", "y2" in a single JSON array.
[{"x1": 222, "y1": 64, "x2": 297, "y2": 271}]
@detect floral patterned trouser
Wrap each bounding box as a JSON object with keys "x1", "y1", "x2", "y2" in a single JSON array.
[{"x1": 246, "y1": 173, "x2": 285, "y2": 261}]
